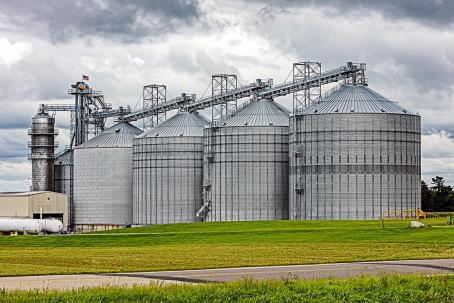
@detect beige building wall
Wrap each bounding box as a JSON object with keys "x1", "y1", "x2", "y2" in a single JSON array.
[{"x1": 0, "y1": 192, "x2": 69, "y2": 226}]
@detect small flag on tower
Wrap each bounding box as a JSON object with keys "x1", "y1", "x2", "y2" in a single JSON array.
[{"x1": 82, "y1": 74, "x2": 89, "y2": 81}]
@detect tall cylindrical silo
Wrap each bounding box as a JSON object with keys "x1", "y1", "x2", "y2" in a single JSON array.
[
  {"x1": 28, "y1": 111, "x2": 58, "y2": 191},
  {"x1": 73, "y1": 122, "x2": 142, "y2": 231},
  {"x1": 289, "y1": 83, "x2": 421, "y2": 220},
  {"x1": 54, "y1": 149, "x2": 73, "y2": 225},
  {"x1": 203, "y1": 98, "x2": 290, "y2": 222},
  {"x1": 133, "y1": 111, "x2": 209, "y2": 225}
]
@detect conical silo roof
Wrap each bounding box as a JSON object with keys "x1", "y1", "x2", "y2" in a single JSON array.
[
  {"x1": 223, "y1": 99, "x2": 290, "y2": 127},
  {"x1": 54, "y1": 150, "x2": 72, "y2": 165},
  {"x1": 75, "y1": 122, "x2": 142, "y2": 149},
  {"x1": 302, "y1": 84, "x2": 417, "y2": 115},
  {"x1": 137, "y1": 111, "x2": 209, "y2": 138}
]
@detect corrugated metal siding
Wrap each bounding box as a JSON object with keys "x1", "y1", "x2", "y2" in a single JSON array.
[
  {"x1": 54, "y1": 149, "x2": 73, "y2": 225},
  {"x1": 73, "y1": 122, "x2": 142, "y2": 228},
  {"x1": 76, "y1": 122, "x2": 142, "y2": 149},
  {"x1": 203, "y1": 99, "x2": 289, "y2": 222},
  {"x1": 289, "y1": 111, "x2": 421, "y2": 220},
  {"x1": 303, "y1": 84, "x2": 418, "y2": 115},
  {"x1": 74, "y1": 148, "x2": 134, "y2": 226},
  {"x1": 224, "y1": 99, "x2": 290, "y2": 127},
  {"x1": 133, "y1": 111, "x2": 208, "y2": 225}
]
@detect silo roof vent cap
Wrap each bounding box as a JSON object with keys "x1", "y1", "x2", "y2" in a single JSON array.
[
  {"x1": 381, "y1": 108, "x2": 385, "y2": 112},
  {"x1": 403, "y1": 109, "x2": 407, "y2": 113},
  {"x1": 350, "y1": 108, "x2": 355, "y2": 112},
  {"x1": 244, "y1": 122, "x2": 248, "y2": 126},
  {"x1": 334, "y1": 108, "x2": 339, "y2": 113},
  {"x1": 155, "y1": 133, "x2": 159, "y2": 137},
  {"x1": 314, "y1": 109, "x2": 318, "y2": 113},
  {"x1": 115, "y1": 128, "x2": 120, "y2": 133}
]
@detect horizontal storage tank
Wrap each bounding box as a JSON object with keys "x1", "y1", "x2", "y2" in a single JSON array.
[
  {"x1": 0, "y1": 218, "x2": 63, "y2": 234},
  {"x1": 289, "y1": 84, "x2": 421, "y2": 220},
  {"x1": 73, "y1": 122, "x2": 142, "y2": 231},
  {"x1": 203, "y1": 99, "x2": 290, "y2": 222},
  {"x1": 133, "y1": 111, "x2": 209, "y2": 225}
]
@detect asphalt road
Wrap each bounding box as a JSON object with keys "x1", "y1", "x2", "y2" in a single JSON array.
[{"x1": 1, "y1": 258, "x2": 453, "y2": 291}]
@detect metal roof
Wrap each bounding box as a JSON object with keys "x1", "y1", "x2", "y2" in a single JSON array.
[
  {"x1": 301, "y1": 84, "x2": 418, "y2": 115},
  {"x1": 75, "y1": 122, "x2": 143, "y2": 149},
  {"x1": 137, "y1": 111, "x2": 209, "y2": 138},
  {"x1": 54, "y1": 150, "x2": 72, "y2": 165},
  {"x1": 0, "y1": 191, "x2": 65, "y2": 197},
  {"x1": 222, "y1": 99, "x2": 290, "y2": 127}
]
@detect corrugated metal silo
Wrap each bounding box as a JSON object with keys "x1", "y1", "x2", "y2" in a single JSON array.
[
  {"x1": 203, "y1": 99, "x2": 290, "y2": 222},
  {"x1": 28, "y1": 111, "x2": 58, "y2": 191},
  {"x1": 133, "y1": 111, "x2": 209, "y2": 225},
  {"x1": 54, "y1": 149, "x2": 73, "y2": 224},
  {"x1": 73, "y1": 122, "x2": 142, "y2": 231},
  {"x1": 289, "y1": 84, "x2": 421, "y2": 220}
]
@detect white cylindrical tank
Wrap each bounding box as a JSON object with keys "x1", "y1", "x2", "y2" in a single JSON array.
[
  {"x1": 41, "y1": 219, "x2": 64, "y2": 233},
  {"x1": 0, "y1": 218, "x2": 43, "y2": 234},
  {"x1": 0, "y1": 218, "x2": 64, "y2": 234}
]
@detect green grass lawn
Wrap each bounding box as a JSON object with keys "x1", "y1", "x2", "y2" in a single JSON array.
[
  {"x1": 1, "y1": 275, "x2": 453, "y2": 303},
  {"x1": 0, "y1": 219, "x2": 452, "y2": 277}
]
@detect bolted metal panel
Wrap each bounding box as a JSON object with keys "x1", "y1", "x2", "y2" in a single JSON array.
[
  {"x1": 133, "y1": 112, "x2": 209, "y2": 225},
  {"x1": 289, "y1": 84, "x2": 421, "y2": 220},
  {"x1": 73, "y1": 122, "x2": 142, "y2": 227},
  {"x1": 54, "y1": 150, "x2": 73, "y2": 224},
  {"x1": 203, "y1": 99, "x2": 290, "y2": 222},
  {"x1": 28, "y1": 111, "x2": 58, "y2": 191}
]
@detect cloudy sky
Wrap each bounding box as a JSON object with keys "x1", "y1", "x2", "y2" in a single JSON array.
[{"x1": 0, "y1": 0, "x2": 453, "y2": 191}]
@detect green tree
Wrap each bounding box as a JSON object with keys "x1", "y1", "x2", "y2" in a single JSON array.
[
  {"x1": 421, "y1": 180, "x2": 433, "y2": 211},
  {"x1": 430, "y1": 176, "x2": 453, "y2": 211}
]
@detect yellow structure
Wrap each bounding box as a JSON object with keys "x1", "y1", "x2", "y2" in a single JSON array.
[
  {"x1": 416, "y1": 208, "x2": 426, "y2": 220},
  {"x1": 0, "y1": 191, "x2": 69, "y2": 226}
]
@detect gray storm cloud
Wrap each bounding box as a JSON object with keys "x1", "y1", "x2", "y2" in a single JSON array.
[
  {"x1": 250, "y1": 0, "x2": 454, "y2": 28},
  {"x1": 0, "y1": 0, "x2": 201, "y2": 42},
  {"x1": 0, "y1": 0, "x2": 454, "y2": 190}
]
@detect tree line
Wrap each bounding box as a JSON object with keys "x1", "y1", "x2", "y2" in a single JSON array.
[{"x1": 421, "y1": 176, "x2": 454, "y2": 212}]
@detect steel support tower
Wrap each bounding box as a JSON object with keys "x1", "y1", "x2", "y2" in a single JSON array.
[
  {"x1": 292, "y1": 62, "x2": 322, "y2": 113},
  {"x1": 68, "y1": 82, "x2": 110, "y2": 147},
  {"x1": 143, "y1": 84, "x2": 166, "y2": 130},
  {"x1": 292, "y1": 62, "x2": 321, "y2": 218},
  {"x1": 211, "y1": 74, "x2": 238, "y2": 122}
]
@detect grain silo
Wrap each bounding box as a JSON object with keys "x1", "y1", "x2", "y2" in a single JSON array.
[
  {"x1": 54, "y1": 149, "x2": 73, "y2": 224},
  {"x1": 73, "y1": 122, "x2": 142, "y2": 231},
  {"x1": 28, "y1": 111, "x2": 58, "y2": 191},
  {"x1": 202, "y1": 98, "x2": 290, "y2": 222},
  {"x1": 289, "y1": 83, "x2": 421, "y2": 220},
  {"x1": 133, "y1": 111, "x2": 209, "y2": 225}
]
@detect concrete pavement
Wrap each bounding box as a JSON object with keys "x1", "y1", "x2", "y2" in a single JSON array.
[{"x1": 1, "y1": 258, "x2": 453, "y2": 291}]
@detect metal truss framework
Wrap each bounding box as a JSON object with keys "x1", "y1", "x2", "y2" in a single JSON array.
[
  {"x1": 143, "y1": 84, "x2": 166, "y2": 130},
  {"x1": 68, "y1": 82, "x2": 112, "y2": 146},
  {"x1": 293, "y1": 62, "x2": 322, "y2": 113},
  {"x1": 36, "y1": 62, "x2": 367, "y2": 147},
  {"x1": 211, "y1": 74, "x2": 238, "y2": 122}
]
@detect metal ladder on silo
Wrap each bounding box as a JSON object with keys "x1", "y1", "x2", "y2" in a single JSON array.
[
  {"x1": 198, "y1": 124, "x2": 217, "y2": 218},
  {"x1": 293, "y1": 141, "x2": 303, "y2": 220}
]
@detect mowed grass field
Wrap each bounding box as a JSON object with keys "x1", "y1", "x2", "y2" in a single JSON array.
[
  {"x1": 0, "y1": 219, "x2": 452, "y2": 277},
  {"x1": 1, "y1": 275, "x2": 453, "y2": 303}
]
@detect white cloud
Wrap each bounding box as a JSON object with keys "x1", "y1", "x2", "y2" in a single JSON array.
[
  {"x1": 421, "y1": 131, "x2": 454, "y2": 184},
  {"x1": 0, "y1": 37, "x2": 33, "y2": 66},
  {"x1": 0, "y1": 160, "x2": 31, "y2": 191},
  {"x1": 126, "y1": 54, "x2": 146, "y2": 66}
]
